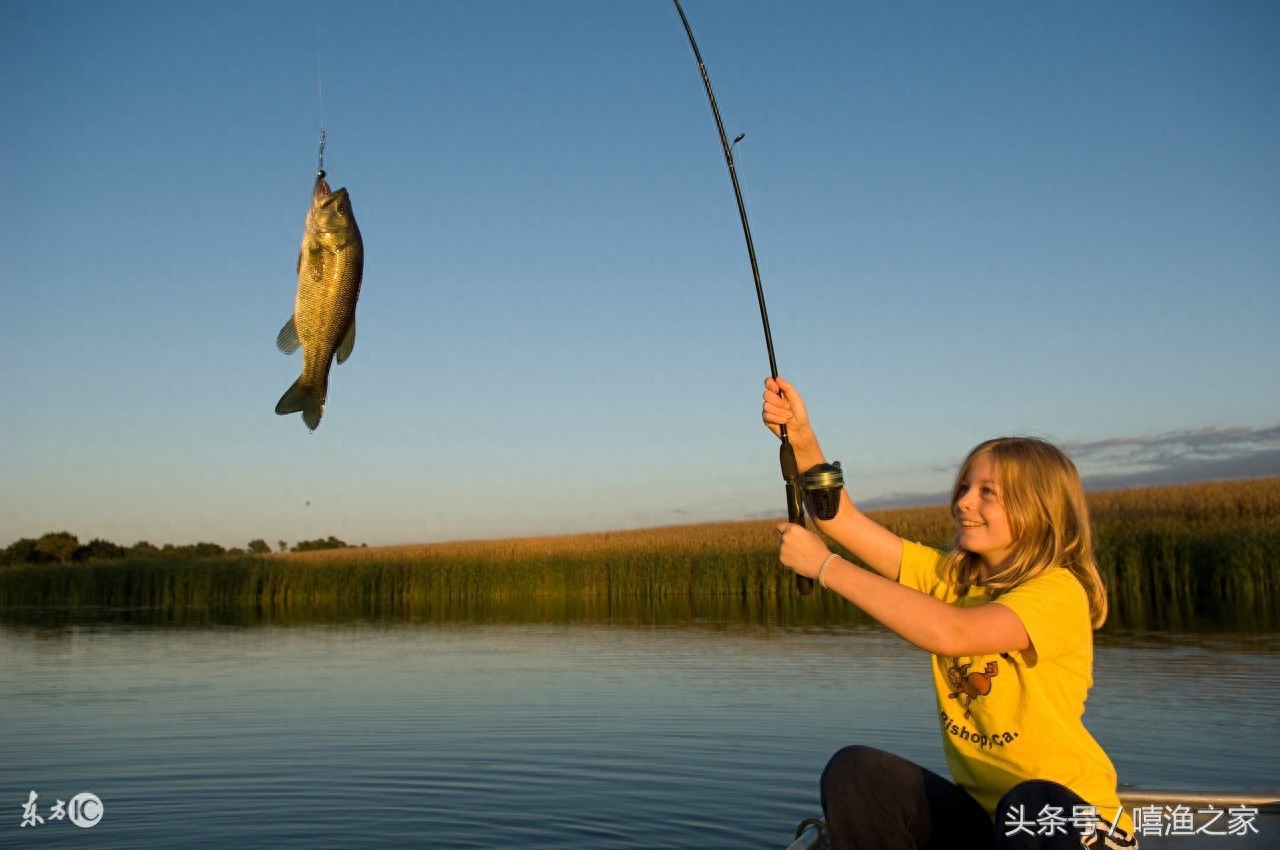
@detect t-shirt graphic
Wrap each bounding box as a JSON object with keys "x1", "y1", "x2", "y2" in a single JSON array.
[{"x1": 946, "y1": 658, "x2": 999, "y2": 718}]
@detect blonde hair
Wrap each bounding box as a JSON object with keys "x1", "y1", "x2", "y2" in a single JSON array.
[{"x1": 939, "y1": 437, "x2": 1108, "y2": 629}]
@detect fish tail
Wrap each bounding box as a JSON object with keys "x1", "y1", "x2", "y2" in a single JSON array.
[{"x1": 275, "y1": 378, "x2": 326, "y2": 431}]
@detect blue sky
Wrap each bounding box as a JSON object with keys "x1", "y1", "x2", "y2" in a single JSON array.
[{"x1": 3, "y1": 1, "x2": 1277, "y2": 550}]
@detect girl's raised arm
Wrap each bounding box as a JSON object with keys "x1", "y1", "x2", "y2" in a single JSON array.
[{"x1": 762, "y1": 377, "x2": 905, "y2": 580}]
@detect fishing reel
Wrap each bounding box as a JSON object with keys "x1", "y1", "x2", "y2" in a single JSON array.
[
  {"x1": 800, "y1": 462, "x2": 845, "y2": 520},
  {"x1": 781, "y1": 455, "x2": 844, "y2": 597}
]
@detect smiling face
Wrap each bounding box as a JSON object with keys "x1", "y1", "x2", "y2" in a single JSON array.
[{"x1": 952, "y1": 452, "x2": 1016, "y2": 575}]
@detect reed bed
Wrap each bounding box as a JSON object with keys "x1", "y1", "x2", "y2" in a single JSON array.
[{"x1": 3, "y1": 478, "x2": 1278, "y2": 629}]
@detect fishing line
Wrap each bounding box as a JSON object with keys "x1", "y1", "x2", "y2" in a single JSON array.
[{"x1": 315, "y1": 0, "x2": 326, "y2": 175}]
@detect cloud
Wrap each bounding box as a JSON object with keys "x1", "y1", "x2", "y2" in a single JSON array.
[
  {"x1": 859, "y1": 490, "x2": 951, "y2": 510},
  {"x1": 1062, "y1": 425, "x2": 1280, "y2": 461},
  {"x1": 1064, "y1": 425, "x2": 1280, "y2": 489}
]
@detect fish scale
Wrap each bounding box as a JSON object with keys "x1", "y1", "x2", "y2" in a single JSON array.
[{"x1": 275, "y1": 172, "x2": 364, "y2": 431}]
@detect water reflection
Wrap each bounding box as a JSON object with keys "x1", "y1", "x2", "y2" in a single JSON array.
[
  {"x1": 1, "y1": 603, "x2": 1276, "y2": 849},
  {"x1": 3, "y1": 586, "x2": 1275, "y2": 633},
  {"x1": 0, "y1": 594, "x2": 883, "y2": 632}
]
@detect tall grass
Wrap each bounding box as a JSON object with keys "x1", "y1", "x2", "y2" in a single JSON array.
[
  {"x1": 0, "y1": 521, "x2": 849, "y2": 621},
  {"x1": 1089, "y1": 479, "x2": 1280, "y2": 629},
  {"x1": 3, "y1": 478, "x2": 1278, "y2": 629}
]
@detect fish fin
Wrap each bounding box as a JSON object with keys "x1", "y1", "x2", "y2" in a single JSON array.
[
  {"x1": 336, "y1": 320, "x2": 356, "y2": 364},
  {"x1": 275, "y1": 378, "x2": 325, "y2": 431},
  {"x1": 276, "y1": 316, "x2": 300, "y2": 354}
]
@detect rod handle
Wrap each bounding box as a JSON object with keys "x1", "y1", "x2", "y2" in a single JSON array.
[{"x1": 780, "y1": 440, "x2": 814, "y2": 596}]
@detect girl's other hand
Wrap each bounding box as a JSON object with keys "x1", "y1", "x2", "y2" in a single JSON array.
[
  {"x1": 776, "y1": 521, "x2": 831, "y2": 579},
  {"x1": 762, "y1": 376, "x2": 813, "y2": 440}
]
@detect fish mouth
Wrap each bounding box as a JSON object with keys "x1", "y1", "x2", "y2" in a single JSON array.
[
  {"x1": 317, "y1": 186, "x2": 349, "y2": 208},
  {"x1": 314, "y1": 173, "x2": 332, "y2": 198}
]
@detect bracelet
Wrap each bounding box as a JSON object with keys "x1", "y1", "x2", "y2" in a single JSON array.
[{"x1": 817, "y1": 553, "x2": 839, "y2": 588}]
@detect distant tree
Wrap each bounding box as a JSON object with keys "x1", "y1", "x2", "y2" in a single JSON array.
[
  {"x1": 192, "y1": 542, "x2": 226, "y2": 558},
  {"x1": 291, "y1": 535, "x2": 348, "y2": 552},
  {"x1": 278, "y1": 540, "x2": 288, "y2": 553},
  {"x1": 128, "y1": 541, "x2": 161, "y2": 559},
  {"x1": 74, "y1": 539, "x2": 127, "y2": 561},
  {"x1": 247, "y1": 539, "x2": 271, "y2": 554},
  {"x1": 2, "y1": 538, "x2": 47, "y2": 565},
  {"x1": 36, "y1": 531, "x2": 80, "y2": 564}
]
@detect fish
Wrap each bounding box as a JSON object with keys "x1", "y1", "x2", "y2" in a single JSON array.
[{"x1": 275, "y1": 171, "x2": 364, "y2": 431}]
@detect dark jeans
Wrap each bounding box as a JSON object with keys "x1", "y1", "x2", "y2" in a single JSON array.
[{"x1": 820, "y1": 745, "x2": 1125, "y2": 850}]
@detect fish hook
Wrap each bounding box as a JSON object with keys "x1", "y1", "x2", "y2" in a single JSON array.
[{"x1": 317, "y1": 128, "x2": 326, "y2": 178}]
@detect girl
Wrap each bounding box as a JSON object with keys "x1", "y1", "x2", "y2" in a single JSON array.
[{"x1": 762, "y1": 376, "x2": 1136, "y2": 850}]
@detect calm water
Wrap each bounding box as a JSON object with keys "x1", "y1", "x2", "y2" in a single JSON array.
[{"x1": 2, "y1": 611, "x2": 1277, "y2": 848}]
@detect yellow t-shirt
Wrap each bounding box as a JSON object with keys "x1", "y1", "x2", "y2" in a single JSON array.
[{"x1": 898, "y1": 540, "x2": 1132, "y2": 833}]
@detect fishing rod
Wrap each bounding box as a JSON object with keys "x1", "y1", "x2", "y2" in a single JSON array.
[{"x1": 672, "y1": 1, "x2": 843, "y2": 595}]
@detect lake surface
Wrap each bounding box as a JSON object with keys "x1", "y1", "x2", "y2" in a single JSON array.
[{"x1": 2, "y1": 610, "x2": 1277, "y2": 848}]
